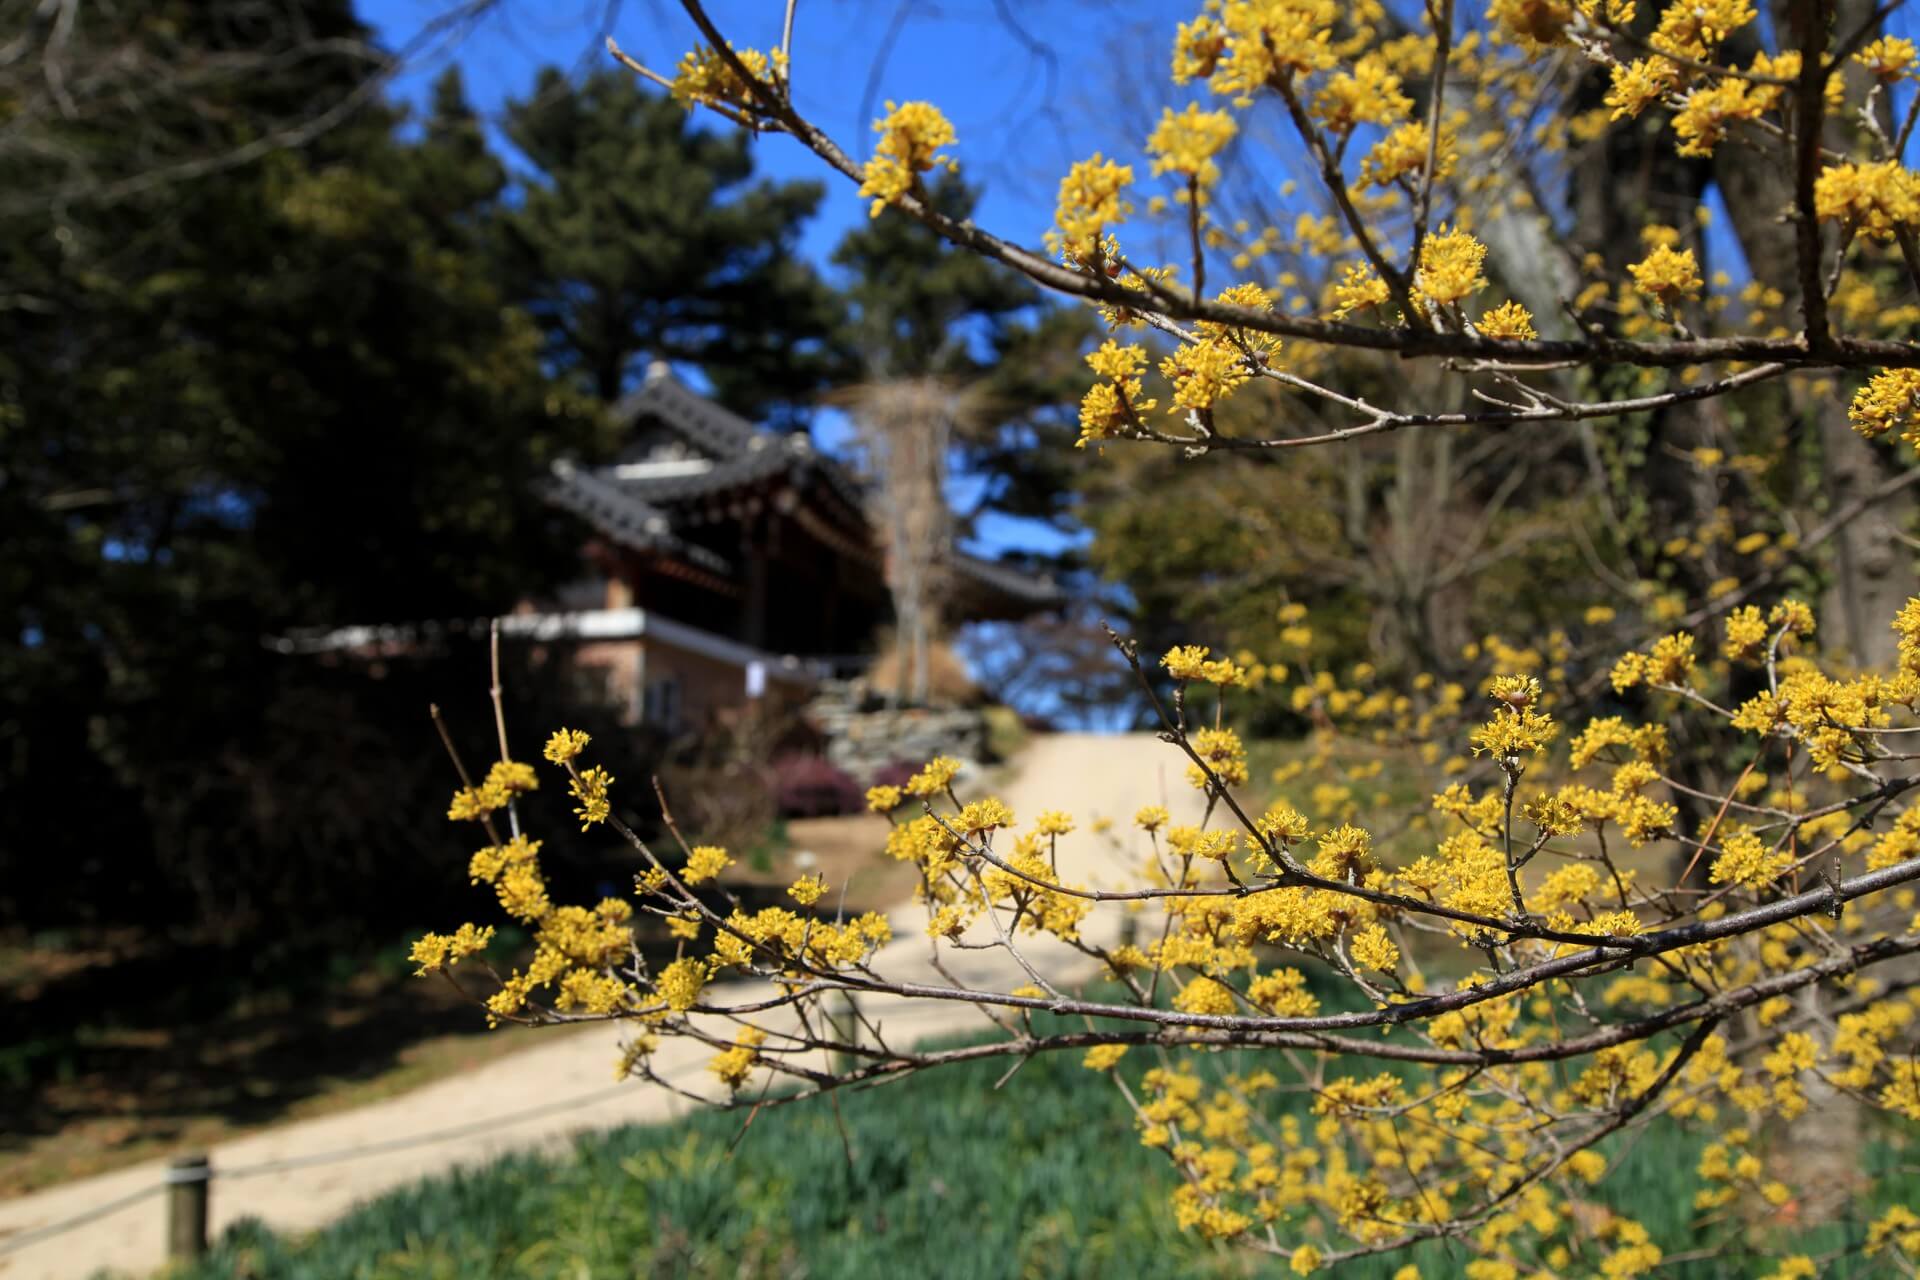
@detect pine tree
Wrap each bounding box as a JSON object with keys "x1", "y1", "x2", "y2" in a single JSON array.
[
  {"x1": 495, "y1": 69, "x2": 850, "y2": 422},
  {"x1": 0, "y1": 11, "x2": 596, "y2": 938}
]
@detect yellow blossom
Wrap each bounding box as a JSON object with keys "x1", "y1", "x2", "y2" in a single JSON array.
[
  {"x1": 1606, "y1": 58, "x2": 1677, "y2": 120},
  {"x1": 656, "y1": 957, "x2": 707, "y2": 1012},
  {"x1": 1867, "y1": 1204, "x2": 1920, "y2": 1255},
  {"x1": 1856, "y1": 36, "x2": 1920, "y2": 81},
  {"x1": 1053, "y1": 154, "x2": 1134, "y2": 262},
  {"x1": 959, "y1": 797, "x2": 1015, "y2": 834},
  {"x1": 1472, "y1": 678, "x2": 1558, "y2": 760},
  {"x1": 469, "y1": 834, "x2": 540, "y2": 885},
  {"x1": 1651, "y1": 0, "x2": 1754, "y2": 57},
  {"x1": 495, "y1": 861, "x2": 551, "y2": 922},
  {"x1": 1566, "y1": 1149, "x2": 1608, "y2": 1183},
  {"x1": 1771, "y1": 599, "x2": 1816, "y2": 638},
  {"x1": 1415, "y1": 226, "x2": 1488, "y2": 305},
  {"x1": 1724, "y1": 605, "x2": 1768, "y2": 663},
  {"x1": 1311, "y1": 55, "x2": 1412, "y2": 136},
  {"x1": 1173, "y1": 974, "x2": 1238, "y2": 1016},
  {"x1": 409, "y1": 923, "x2": 495, "y2": 975},
  {"x1": 1161, "y1": 338, "x2": 1249, "y2": 413},
  {"x1": 683, "y1": 844, "x2": 732, "y2": 885},
  {"x1": 1330, "y1": 262, "x2": 1392, "y2": 318},
  {"x1": 1478, "y1": 300, "x2": 1536, "y2": 340},
  {"x1": 1359, "y1": 120, "x2": 1457, "y2": 189},
  {"x1": 1492, "y1": 0, "x2": 1572, "y2": 47},
  {"x1": 1814, "y1": 162, "x2": 1920, "y2": 240},
  {"x1": 1187, "y1": 726, "x2": 1250, "y2": 789},
  {"x1": 543, "y1": 727, "x2": 591, "y2": 763},
  {"x1": 447, "y1": 781, "x2": 506, "y2": 822},
  {"x1": 1034, "y1": 810, "x2": 1075, "y2": 835},
  {"x1": 668, "y1": 44, "x2": 785, "y2": 114},
  {"x1": 1350, "y1": 924, "x2": 1399, "y2": 973},
  {"x1": 1163, "y1": 644, "x2": 1212, "y2": 680},
  {"x1": 1672, "y1": 80, "x2": 1763, "y2": 157},
  {"x1": 907, "y1": 756, "x2": 963, "y2": 797},
  {"x1": 485, "y1": 972, "x2": 533, "y2": 1022},
  {"x1": 1614, "y1": 632, "x2": 1697, "y2": 690},
  {"x1": 1147, "y1": 103, "x2": 1238, "y2": 187},
  {"x1": 860, "y1": 101, "x2": 957, "y2": 217},
  {"x1": 1851, "y1": 369, "x2": 1920, "y2": 444},
  {"x1": 708, "y1": 1026, "x2": 766, "y2": 1087},
  {"x1": 1255, "y1": 799, "x2": 1312, "y2": 846},
  {"x1": 1171, "y1": 15, "x2": 1229, "y2": 84},
  {"x1": 568, "y1": 765, "x2": 614, "y2": 829},
  {"x1": 1628, "y1": 244, "x2": 1703, "y2": 302},
  {"x1": 1080, "y1": 339, "x2": 1156, "y2": 446},
  {"x1": 485, "y1": 759, "x2": 538, "y2": 796},
  {"x1": 1710, "y1": 829, "x2": 1793, "y2": 890},
  {"x1": 1191, "y1": 0, "x2": 1340, "y2": 100}
]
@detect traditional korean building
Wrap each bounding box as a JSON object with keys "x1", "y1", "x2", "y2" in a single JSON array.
[{"x1": 534, "y1": 366, "x2": 1061, "y2": 733}]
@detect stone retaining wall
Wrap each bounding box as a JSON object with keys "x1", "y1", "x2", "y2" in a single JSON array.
[{"x1": 806, "y1": 681, "x2": 988, "y2": 782}]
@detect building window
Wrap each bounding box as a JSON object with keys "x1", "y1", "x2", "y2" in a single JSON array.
[{"x1": 643, "y1": 676, "x2": 683, "y2": 733}]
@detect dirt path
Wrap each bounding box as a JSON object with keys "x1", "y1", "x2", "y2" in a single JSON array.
[{"x1": 0, "y1": 734, "x2": 1205, "y2": 1279}]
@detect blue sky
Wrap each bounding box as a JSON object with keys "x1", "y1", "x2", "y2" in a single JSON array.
[
  {"x1": 362, "y1": 0, "x2": 1920, "y2": 336},
  {"x1": 364, "y1": 1, "x2": 1188, "y2": 257},
  {"x1": 359, "y1": 0, "x2": 1196, "y2": 557},
  {"x1": 358, "y1": 1, "x2": 1920, "y2": 555}
]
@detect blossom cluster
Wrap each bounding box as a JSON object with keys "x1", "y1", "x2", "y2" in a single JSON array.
[
  {"x1": 415, "y1": 581, "x2": 1920, "y2": 1271},
  {"x1": 458, "y1": 0, "x2": 1920, "y2": 1266}
]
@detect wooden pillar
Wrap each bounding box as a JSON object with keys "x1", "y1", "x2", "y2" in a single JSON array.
[
  {"x1": 829, "y1": 992, "x2": 860, "y2": 1074},
  {"x1": 822, "y1": 568, "x2": 841, "y2": 656},
  {"x1": 742, "y1": 511, "x2": 768, "y2": 650}
]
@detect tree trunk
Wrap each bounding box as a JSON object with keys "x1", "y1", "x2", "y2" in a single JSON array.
[{"x1": 1716, "y1": 6, "x2": 1920, "y2": 665}]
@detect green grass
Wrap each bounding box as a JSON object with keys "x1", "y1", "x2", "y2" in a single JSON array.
[
  {"x1": 173, "y1": 1048, "x2": 1226, "y2": 1280},
  {"x1": 983, "y1": 704, "x2": 1031, "y2": 764},
  {"x1": 746, "y1": 817, "x2": 788, "y2": 874},
  {"x1": 1245, "y1": 735, "x2": 1442, "y2": 867},
  {"x1": 160, "y1": 1013, "x2": 1918, "y2": 1280}
]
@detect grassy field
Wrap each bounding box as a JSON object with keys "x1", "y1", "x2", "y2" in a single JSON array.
[
  {"x1": 144, "y1": 739, "x2": 1920, "y2": 1278},
  {"x1": 48, "y1": 737, "x2": 1920, "y2": 1275},
  {"x1": 165, "y1": 1017, "x2": 1917, "y2": 1280}
]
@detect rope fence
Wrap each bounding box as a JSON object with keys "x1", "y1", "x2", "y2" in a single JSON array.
[{"x1": 0, "y1": 1059, "x2": 714, "y2": 1264}]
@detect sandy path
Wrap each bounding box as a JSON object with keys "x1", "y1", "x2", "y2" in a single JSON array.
[{"x1": 0, "y1": 733, "x2": 1205, "y2": 1280}]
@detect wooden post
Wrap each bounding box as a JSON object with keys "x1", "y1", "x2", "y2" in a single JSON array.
[
  {"x1": 1119, "y1": 911, "x2": 1139, "y2": 950},
  {"x1": 166, "y1": 1153, "x2": 210, "y2": 1261},
  {"x1": 829, "y1": 992, "x2": 859, "y2": 1074}
]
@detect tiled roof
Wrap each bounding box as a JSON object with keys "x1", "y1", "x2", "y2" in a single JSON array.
[
  {"x1": 606, "y1": 367, "x2": 870, "y2": 514},
  {"x1": 605, "y1": 433, "x2": 817, "y2": 503},
  {"x1": 951, "y1": 551, "x2": 1066, "y2": 606},
  {"x1": 610, "y1": 367, "x2": 760, "y2": 457},
  {"x1": 549, "y1": 370, "x2": 1064, "y2": 615},
  {"x1": 540, "y1": 459, "x2": 733, "y2": 575}
]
